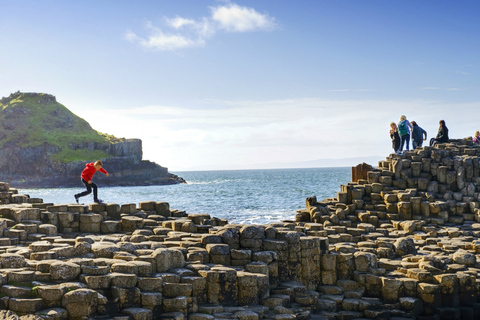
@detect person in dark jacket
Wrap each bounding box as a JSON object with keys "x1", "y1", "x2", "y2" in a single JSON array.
[
  {"x1": 430, "y1": 120, "x2": 449, "y2": 146},
  {"x1": 390, "y1": 122, "x2": 401, "y2": 154},
  {"x1": 411, "y1": 121, "x2": 427, "y2": 149}
]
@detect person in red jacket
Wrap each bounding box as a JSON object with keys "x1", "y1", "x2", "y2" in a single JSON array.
[{"x1": 74, "y1": 160, "x2": 109, "y2": 203}]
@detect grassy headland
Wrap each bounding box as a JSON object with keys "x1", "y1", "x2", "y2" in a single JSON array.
[{"x1": 0, "y1": 92, "x2": 122, "y2": 163}]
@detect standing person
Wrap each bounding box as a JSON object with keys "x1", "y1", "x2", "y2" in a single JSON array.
[
  {"x1": 397, "y1": 115, "x2": 413, "y2": 152},
  {"x1": 473, "y1": 131, "x2": 480, "y2": 144},
  {"x1": 411, "y1": 121, "x2": 427, "y2": 149},
  {"x1": 430, "y1": 120, "x2": 449, "y2": 146},
  {"x1": 74, "y1": 160, "x2": 109, "y2": 204},
  {"x1": 389, "y1": 122, "x2": 401, "y2": 154}
]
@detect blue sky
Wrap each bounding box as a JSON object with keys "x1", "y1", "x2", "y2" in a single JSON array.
[{"x1": 1, "y1": 0, "x2": 479, "y2": 170}]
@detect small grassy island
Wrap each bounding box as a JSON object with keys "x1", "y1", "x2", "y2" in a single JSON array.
[{"x1": 0, "y1": 92, "x2": 185, "y2": 187}]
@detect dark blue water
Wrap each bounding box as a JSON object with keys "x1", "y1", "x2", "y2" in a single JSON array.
[{"x1": 19, "y1": 167, "x2": 351, "y2": 224}]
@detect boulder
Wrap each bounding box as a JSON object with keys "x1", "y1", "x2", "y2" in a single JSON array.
[
  {"x1": 50, "y1": 261, "x2": 81, "y2": 281},
  {"x1": 151, "y1": 248, "x2": 185, "y2": 272},
  {"x1": 394, "y1": 237, "x2": 416, "y2": 256},
  {"x1": 61, "y1": 289, "x2": 107, "y2": 319}
]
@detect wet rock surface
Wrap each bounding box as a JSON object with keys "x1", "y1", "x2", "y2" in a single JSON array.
[{"x1": 1, "y1": 139, "x2": 480, "y2": 319}]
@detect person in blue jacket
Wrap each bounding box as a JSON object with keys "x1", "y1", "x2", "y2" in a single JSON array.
[{"x1": 397, "y1": 115, "x2": 413, "y2": 152}]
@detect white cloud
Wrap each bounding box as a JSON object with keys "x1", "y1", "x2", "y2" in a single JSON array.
[
  {"x1": 125, "y1": 22, "x2": 205, "y2": 50},
  {"x1": 125, "y1": 2, "x2": 276, "y2": 51},
  {"x1": 421, "y1": 87, "x2": 465, "y2": 91},
  {"x1": 166, "y1": 16, "x2": 196, "y2": 29},
  {"x1": 164, "y1": 16, "x2": 215, "y2": 38},
  {"x1": 195, "y1": 18, "x2": 216, "y2": 38},
  {"x1": 330, "y1": 89, "x2": 371, "y2": 92},
  {"x1": 211, "y1": 3, "x2": 276, "y2": 32}
]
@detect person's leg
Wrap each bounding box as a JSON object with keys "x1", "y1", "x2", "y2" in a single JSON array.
[
  {"x1": 412, "y1": 140, "x2": 418, "y2": 150},
  {"x1": 76, "y1": 179, "x2": 92, "y2": 199},
  {"x1": 399, "y1": 135, "x2": 405, "y2": 151},
  {"x1": 405, "y1": 134, "x2": 410, "y2": 151},
  {"x1": 91, "y1": 182, "x2": 99, "y2": 202}
]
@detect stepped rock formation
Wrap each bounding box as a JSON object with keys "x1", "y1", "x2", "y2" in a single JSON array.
[
  {"x1": 1, "y1": 138, "x2": 480, "y2": 319},
  {"x1": 0, "y1": 92, "x2": 185, "y2": 187}
]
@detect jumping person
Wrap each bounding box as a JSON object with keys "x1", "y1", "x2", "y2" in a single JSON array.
[{"x1": 74, "y1": 160, "x2": 109, "y2": 203}]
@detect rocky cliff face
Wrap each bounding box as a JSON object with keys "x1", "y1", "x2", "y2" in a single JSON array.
[
  {"x1": 69, "y1": 138, "x2": 143, "y2": 160},
  {"x1": 0, "y1": 92, "x2": 185, "y2": 188},
  {"x1": 0, "y1": 139, "x2": 185, "y2": 187}
]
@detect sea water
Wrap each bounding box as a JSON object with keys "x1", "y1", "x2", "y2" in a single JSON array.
[{"x1": 18, "y1": 167, "x2": 351, "y2": 224}]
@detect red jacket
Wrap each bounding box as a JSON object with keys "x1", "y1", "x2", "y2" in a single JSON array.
[{"x1": 81, "y1": 162, "x2": 108, "y2": 181}]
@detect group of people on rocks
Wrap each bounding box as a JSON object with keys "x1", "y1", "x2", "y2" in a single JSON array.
[{"x1": 389, "y1": 115, "x2": 449, "y2": 155}]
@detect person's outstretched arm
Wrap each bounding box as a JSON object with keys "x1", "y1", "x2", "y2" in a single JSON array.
[{"x1": 99, "y1": 168, "x2": 109, "y2": 177}]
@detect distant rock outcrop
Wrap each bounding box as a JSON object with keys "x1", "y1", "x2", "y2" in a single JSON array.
[{"x1": 0, "y1": 91, "x2": 185, "y2": 187}]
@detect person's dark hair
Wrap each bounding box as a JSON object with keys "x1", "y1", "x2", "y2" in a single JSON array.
[
  {"x1": 411, "y1": 121, "x2": 417, "y2": 126},
  {"x1": 439, "y1": 120, "x2": 445, "y2": 127}
]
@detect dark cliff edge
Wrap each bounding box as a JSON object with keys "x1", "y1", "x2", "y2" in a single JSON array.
[{"x1": 0, "y1": 91, "x2": 186, "y2": 188}]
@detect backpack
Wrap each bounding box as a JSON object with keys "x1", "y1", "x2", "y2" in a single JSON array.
[{"x1": 398, "y1": 121, "x2": 408, "y2": 135}]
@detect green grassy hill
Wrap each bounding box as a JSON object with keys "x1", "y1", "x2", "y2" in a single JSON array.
[{"x1": 0, "y1": 92, "x2": 122, "y2": 163}]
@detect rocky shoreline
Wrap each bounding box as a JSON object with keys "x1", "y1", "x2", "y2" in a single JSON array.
[{"x1": 1, "y1": 139, "x2": 480, "y2": 319}]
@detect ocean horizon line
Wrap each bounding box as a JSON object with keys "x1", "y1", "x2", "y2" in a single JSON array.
[
  {"x1": 170, "y1": 155, "x2": 383, "y2": 172},
  {"x1": 171, "y1": 165, "x2": 352, "y2": 173}
]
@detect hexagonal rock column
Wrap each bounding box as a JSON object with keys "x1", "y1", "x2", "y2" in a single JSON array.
[
  {"x1": 237, "y1": 271, "x2": 269, "y2": 305},
  {"x1": 151, "y1": 248, "x2": 185, "y2": 273},
  {"x1": 79, "y1": 213, "x2": 102, "y2": 233},
  {"x1": 0, "y1": 253, "x2": 26, "y2": 268},
  {"x1": 206, "y1": 243, "x2": 231, "y2": 265},
  {"x1": 199, "y1": 266, "x2": 238, "y2": 306},
  {"x1": 121, "y1": 216, "x2": 144, "y2": 232},
  {"x1": 50, "y1": 261, "x2": 81, "y2": 281},
  {"x1": 8, "y1": 298, "x2": 44, "y2": 314},
  {"x1": 62, "y1": 289, "x2": 107, "y2": 320},
  {"x1": 122, "y1": 307, "x2": 153, "y2": 320}
]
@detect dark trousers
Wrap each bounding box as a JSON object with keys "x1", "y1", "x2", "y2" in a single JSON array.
[
  {"x1": 400, "y1": 134, "x2": 410, "y2": 151},
  {"x1": 75, "y1": 178, "x2": 98, "y2": 201},
  {"x1": 412, "y1": 139, "x2": 423, "y2": 150}
]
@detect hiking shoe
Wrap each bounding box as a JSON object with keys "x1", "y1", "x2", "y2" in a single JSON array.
[
  {"x1": 94, "y1": 199, "x2": 104, "y2": 204},
  {"x1": 74, "y1": 195, "x2": 79, "y2": 204}
]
